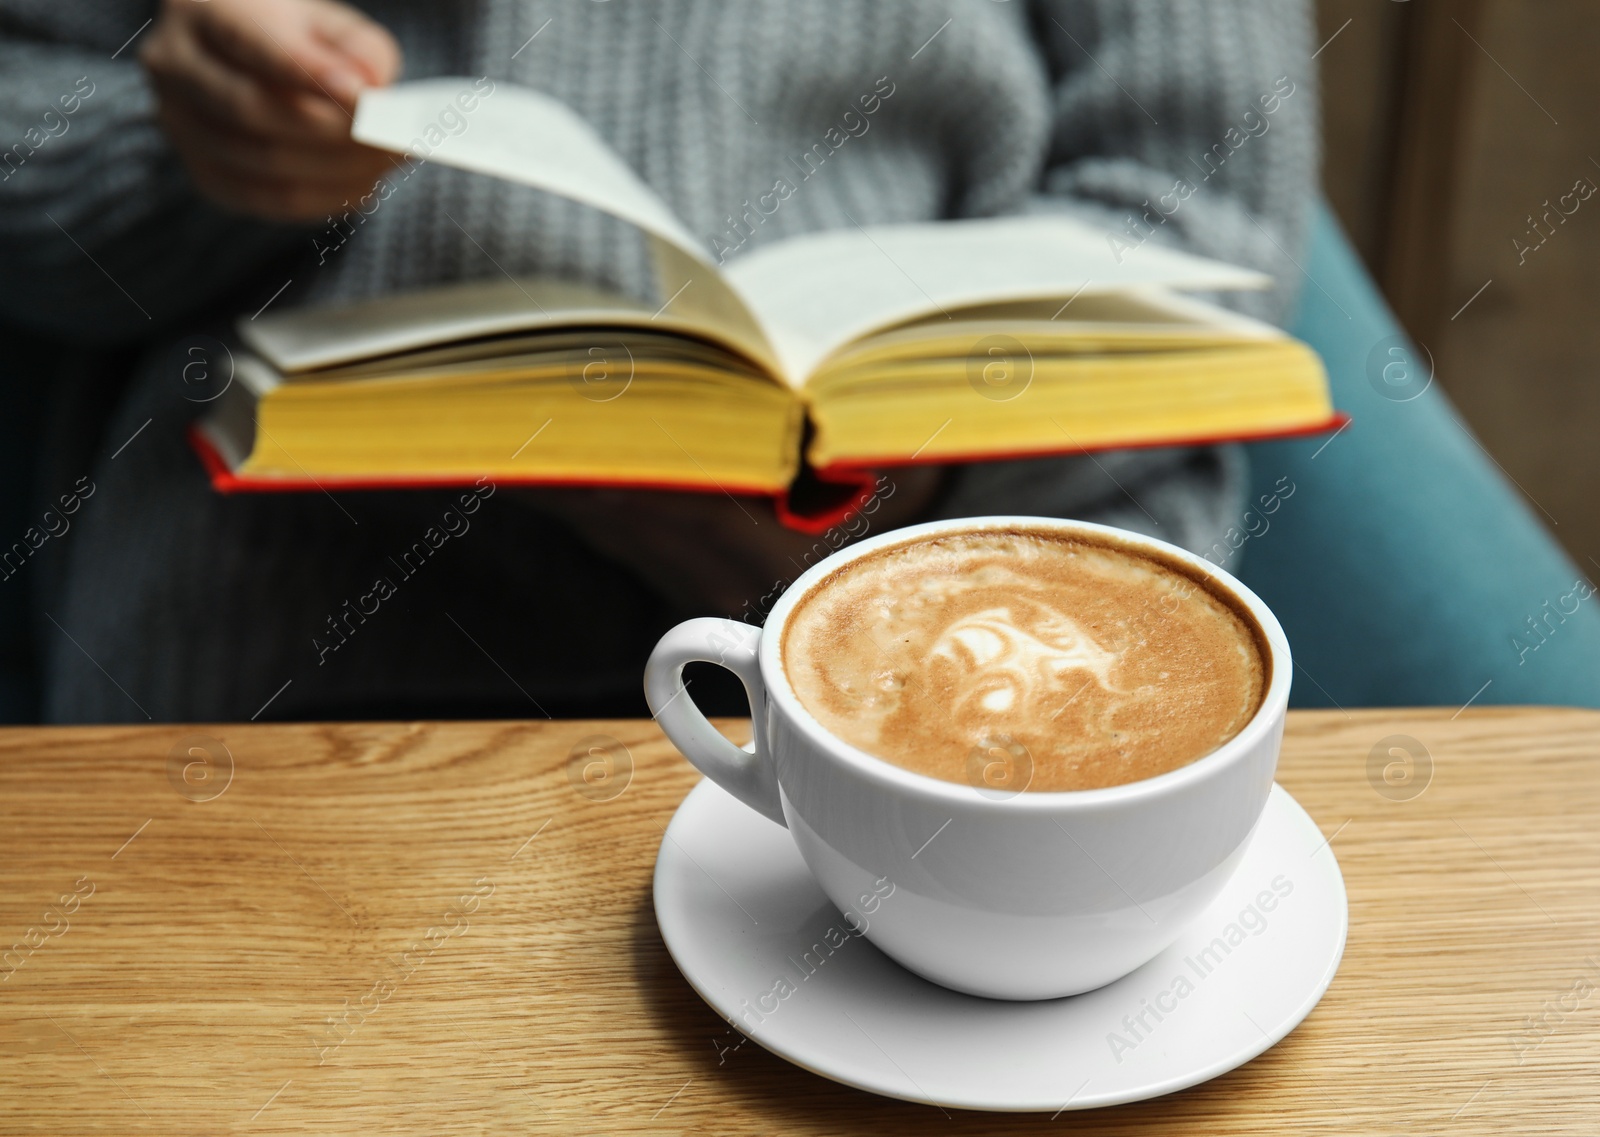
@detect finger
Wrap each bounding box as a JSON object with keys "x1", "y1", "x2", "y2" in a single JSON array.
[
  {"x1": 164, "y1": 105, "x2": 397, "y2": 182},
  {"x1": 156, "y1": 93, "x2": 393, "y2": 182},
  {"x1": 177, "y1": 152, "x2": 331, "y2": 222},
  {"x1": 143, "y1": 20, "x2": 351, "y2": 142},
  {"x1": 194, "y1": 0, "x2": 394, "y2": 110},
  {"x1": 190, "y1": 165, "x2": 381, "y2": 223},
  {"x1": 159, "y1": 108, "x2": 388, "y2": 222},
  {"x1": 307, "y1": 1, "x2": 403, "y2": 88}
]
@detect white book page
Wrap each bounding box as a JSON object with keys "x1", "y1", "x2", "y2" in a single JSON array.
[
  {"x1": 241, "y1": 276, "x2": 692, "y2": 372},
  {"x1": 351, "y1": 82, "x2": 1274, "y2": 388},
  {"x1": 355, "y1": 79, "x2": 707, "y2": 265},
  {"x1": 722, "y1": 216, "x2": 1272, "y2": 382},
  {"x1": 353, "y1": 80, "x2": 779, "y2": 374}
]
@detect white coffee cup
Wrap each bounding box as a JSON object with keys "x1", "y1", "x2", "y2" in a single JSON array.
[{"x1": 644, "y1": 516, "x2": 1290, "y2": 1000}]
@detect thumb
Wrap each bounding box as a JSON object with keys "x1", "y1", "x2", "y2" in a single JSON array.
[{"x1": 307, "y1": 2, "x2": 403, "y2": 96}]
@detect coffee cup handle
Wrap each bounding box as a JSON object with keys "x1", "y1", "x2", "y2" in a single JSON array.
[{"x1": 644, "y1": 618, "x2": 786, "y2": 827}]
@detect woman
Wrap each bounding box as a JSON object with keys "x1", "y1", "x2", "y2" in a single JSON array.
[{"x1": 2, "y1": 0, "x2": 1592, "y2": 720}]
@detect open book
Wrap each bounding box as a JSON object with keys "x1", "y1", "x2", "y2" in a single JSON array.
[{"x1": 197, "y1": 78, "x2": 1338, "y2": 524}]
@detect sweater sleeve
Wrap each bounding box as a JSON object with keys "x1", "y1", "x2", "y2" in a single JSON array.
[
  {"x1": 0, "y1": 16, "x2": 311, "y2": 342},
  {"x1": 1025, "y1": 0, "x2": 1320, "y2": 326}
]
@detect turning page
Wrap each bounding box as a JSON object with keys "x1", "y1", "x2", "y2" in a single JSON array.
[{"x1": 352, "y1": 79, "x2": 778, "y2": 373}]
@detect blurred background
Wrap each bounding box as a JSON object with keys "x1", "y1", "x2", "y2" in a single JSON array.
[{"x1": 1317, "y1": 0, "x2": 1599, "y2": 563}]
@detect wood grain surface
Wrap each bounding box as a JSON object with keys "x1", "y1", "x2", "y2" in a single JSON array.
[{"x1": 0, "y1": 708, "x2": 1597, "y2": 1134}]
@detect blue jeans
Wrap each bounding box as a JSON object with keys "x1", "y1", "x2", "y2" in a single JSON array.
[{"x1": 1239, "y1": 205, "x2": 1600, "y2": 708}]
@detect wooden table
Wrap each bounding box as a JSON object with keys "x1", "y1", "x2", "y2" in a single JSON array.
[{"x1": 0, "y1": 708, "x2": 1596, "y2": 1134}]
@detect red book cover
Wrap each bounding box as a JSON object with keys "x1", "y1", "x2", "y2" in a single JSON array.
[{"x1": 188, "y1": 413, "x2": 1348, "y2": 537}]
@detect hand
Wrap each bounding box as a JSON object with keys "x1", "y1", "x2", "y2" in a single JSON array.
[
  {"x1": 140, "y1": 0, "x2": 403, "y2": 221},
  {"x1": 527, "y1": 469, "x2": 946, "y2": 619}
]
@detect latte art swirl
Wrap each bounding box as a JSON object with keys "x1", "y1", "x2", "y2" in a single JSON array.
[
  {"x1": 782, "y1": 529, "x2": 1266, "y2": 792},
  {"x1": 930, "y1": 605, "x2": 1122, "y2": 716}
]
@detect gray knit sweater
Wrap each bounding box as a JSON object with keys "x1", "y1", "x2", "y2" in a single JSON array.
[{"x1": 0, "y1": 0, "x2": 1318, "y2": 722}]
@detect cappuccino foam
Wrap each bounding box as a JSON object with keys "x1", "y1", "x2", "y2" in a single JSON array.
[{"x1": 781, "y1": 529, "x2": 1266, "y2": 792}]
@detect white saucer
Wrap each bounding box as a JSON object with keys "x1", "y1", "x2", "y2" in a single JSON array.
[{"x1": 653, "y1": 779, "x2": 1347, "y2": 1113}]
